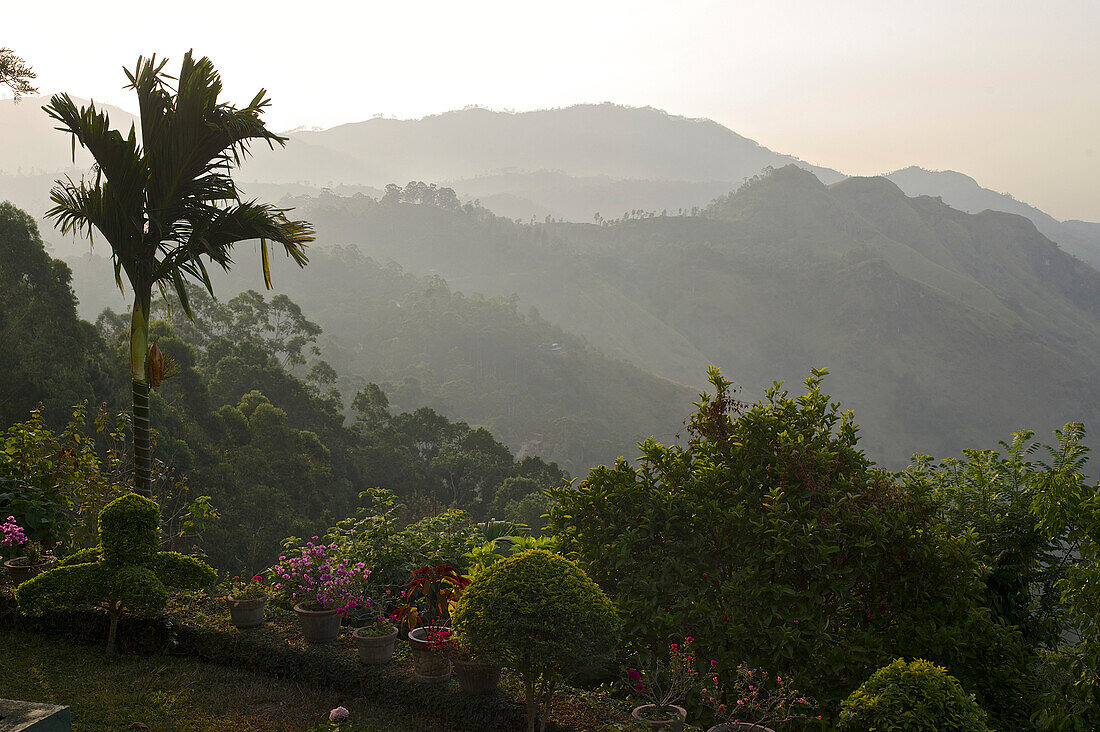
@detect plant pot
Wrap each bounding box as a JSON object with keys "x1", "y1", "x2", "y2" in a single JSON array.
[
  {"x1": 4, "y1": 557, "x2": 57, "y2": 587},
  {"x1": 293, "y1": 602, "x2": 342, "y2": 643},
  {"x1": 226, "y1": 596, "x2": 267, "y2": 629},
  {"x1": 353, "y1": 626, "x2": 398, "y2": 664},
  {"x1": 631, "y1": 705, "x2": 687, "y2": 730},
  {"x1": 706, "y1": 724, "x2": 776, "y2": 732},
  {"x1": 407, "y1": 625, "x2": 452, "y2": 683},
  {"x1": 453, "y1": 658, "x2": 501, "y2": 694}
]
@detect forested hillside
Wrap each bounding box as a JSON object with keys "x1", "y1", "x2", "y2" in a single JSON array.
[
  {"x1": 67, "y1": 232, "x2": 693, "y2": 475},
  {"x1": 1, "y1": 202, "x2": 572, "y2": 571},
  {"x1": 184, "y1": 171, "x2": 1100, "y2": 466}
]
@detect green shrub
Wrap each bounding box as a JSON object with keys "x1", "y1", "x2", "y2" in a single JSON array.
[
  {"x1": 549, "y1": 368, "x2": 995, "y2": 717},
  {"x1": 315, "y1": 487, "x2": 485, "y2": 590},
  {"x1": 838, "y1": 658, "x2": 991, "y2": 732},
  {"x1": 16, "y1": 492, "x2": 215, "y2": 653},
  {"x1": 98, "y1": 493, "x2": 160, "y2": 565},
  {"x1": 452, "y1": 548, "x2": 620, "y2": 732}
]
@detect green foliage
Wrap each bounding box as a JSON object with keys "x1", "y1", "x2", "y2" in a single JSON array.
[
  {"x1": 98, "y1": 493, "x2": 160, "y2": 566},
  {"x1": 838, "y1": 659, "x2": 991, "y2": 732},
  {"x1": 502, "y1": 492, "x2": 556, "y2": 535},
  {"x1": 16, "y1": 492, "x2": 215, "y2": 653},
  {"x1": 318, "y1": 488, "x2": 485, "y2": 591},
  {"x1": 60, "y1": 547, "x2": 102, "y2": 566},
  {"x1": 0, "y1": 402, "x2": 129, "y2": 552},
  {"x1": 452, "y1": 549, "x2": 619, "y2": 731},
  {"x1": 0, "y1": 47, "x2": 37, "y2": 98},
  {"x1": 903, "y1": 429, "x2": 1076, "y2": 650},
  {"x1": 1027, "y1": 423, "x2": 1100, "y2": 727},
  {"x1": 549, "y1": 368, "x2": 996, "y2": 716},
  {"x1": 0, "y1": 203, "x2": 117, "y2": 428}
]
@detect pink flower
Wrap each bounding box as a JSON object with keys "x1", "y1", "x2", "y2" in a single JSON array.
[
  {"x1": 633, "y1": 683, "x2": 645, "y2": 692},
  {"x1": 684, "y1": 636, "x2": 694, "y2": 643},
  {"x1": 627, "y1": 669, "x2": 642, "y2": 681},
  {"x1": 329, "y1": 706, "x2": 349, "y2": 721}
]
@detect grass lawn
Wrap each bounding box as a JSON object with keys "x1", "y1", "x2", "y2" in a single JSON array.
[{"x1": 0, "y1": 627, "x2": 444, "y2": 731}]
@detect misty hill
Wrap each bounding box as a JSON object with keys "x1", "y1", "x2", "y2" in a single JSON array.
[
  {"x1": 6, "y1": 97, "x2": 1099, "y2": 267},
  {"x1": 886, "y1": 166, "x2": 1100, "y2": 268},
  {"x1": 251, "y1": 170, "x2": 1100, "y2": 466},
  {"x1": 65, "y1": 244, "x2": 693, "y2": 476},
  {"x1": 241, "y1": 104, "x2": 843, "y2": 186}
]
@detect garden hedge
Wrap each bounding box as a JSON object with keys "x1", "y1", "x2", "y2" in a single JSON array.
[{"x1": 0, "y1": 588, "x2": 528, "y2": 731}]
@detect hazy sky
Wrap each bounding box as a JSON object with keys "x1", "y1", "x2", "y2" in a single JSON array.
[{"x1": 7, "y1": 0, "x2": 1099, "y2": 220}]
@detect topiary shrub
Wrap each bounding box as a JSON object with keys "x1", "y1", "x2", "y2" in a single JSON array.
[
  {"x1": 838, "y1": 658, "x2": 992, "y2": 732},
  {"x1": 16, "y1": 492, "x2": 215, "y2": 653},
  {"x1": 452, "y1": 548, "x2": 620, "y2": 732}
]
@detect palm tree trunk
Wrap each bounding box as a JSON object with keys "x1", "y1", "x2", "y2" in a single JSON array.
[{"x1": 130, "y1": 295, "x2": 152, "y2": 498}]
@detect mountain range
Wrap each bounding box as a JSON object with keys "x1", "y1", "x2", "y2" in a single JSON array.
[
  {"x1": 7, "y1": 100, "x2": 1097, "y2": 266},
  {"x1": 6, "y1": 98, "x2": 1100, "y2": 469}
]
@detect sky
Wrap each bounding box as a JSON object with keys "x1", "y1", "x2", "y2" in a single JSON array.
[{"x1": 6, "y1": 0, "x2": 1100, "y2": 221}]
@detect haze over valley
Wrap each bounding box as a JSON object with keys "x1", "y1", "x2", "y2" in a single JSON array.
[{"x1": 4, "y1": 97, "x2": 1098, "y2": 470}]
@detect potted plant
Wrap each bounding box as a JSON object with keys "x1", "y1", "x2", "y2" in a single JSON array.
[
  {"x1": 2, "y1": 516, "x2": 56, "y2": 586},
  {"x1": 350, "y1": 603, "x2": 399, "y2": 664},
  {"x1": 218, "y1": 574, "x2": 270, "y2": 629},
  {"x1": 394, "y1": 564, "x2": 471, "y2": 683},
  {"x1": 270, "y1": 538, "x2": 372, "y2": 644},
  {"x1": 428, "y1": 629, "x2": 502, "y2": 694},
  {"x1": 626, "y1": 637, "x2": 697, "y2": 730},
  {"x1": 699, "y1": 664, "x2": 818, "y2": 732}
]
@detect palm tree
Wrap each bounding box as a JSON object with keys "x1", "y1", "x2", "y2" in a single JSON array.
[{"x1": 45, "y1": 52, "x2": 313, "y2": 497}]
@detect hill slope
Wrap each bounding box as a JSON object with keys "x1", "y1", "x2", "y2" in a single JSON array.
[
  {"x1": 886, "y1": 166, "x2": 1100, "y2": 268},
  {"x1": 244, "y1": 170, "x2": 1100, "y2": 466},
  {"x1": 66, "y1": 244, "x2": 693, "y2": 475}
]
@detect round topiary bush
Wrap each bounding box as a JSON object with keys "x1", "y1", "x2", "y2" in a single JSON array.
[
  {"x1": 16, "y1": 492, "x2": 215, "y2": 654},
  {"x1": 838, "y1": 658, "x2": 992, "y2": 732},
  {"x1": 452, "y1": 548, "x2": 620, "y2": 732}
]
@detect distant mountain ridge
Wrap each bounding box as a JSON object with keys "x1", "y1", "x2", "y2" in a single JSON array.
[
  {"x1": 3, "y1": 98, "x2": 1097, "y2": 266},
  {"x1": 885, "y1": 166, "x2": 1100, "y2": 267},
  {"x1": 239, "y1": 166, "x2": 1100, "y2": 466}
]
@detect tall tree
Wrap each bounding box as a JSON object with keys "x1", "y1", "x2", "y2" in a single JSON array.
[
  {"x1": 0, "y1": 47, "x2": 37, "y2": 99},
  {"x1": 44, "y1": 52, "x2": 313, "y2": 497}
]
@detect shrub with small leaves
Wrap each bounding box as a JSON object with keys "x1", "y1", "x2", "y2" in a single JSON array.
[
  {"x1": 452, "y1": 548, "x2": 619, "y2": 732},
  {"x1": 838, "y1": 658, "x2": 991, "y2": 732},
  {"x1": 15, "y1": 493, "x2": 215, "y2": 654}
]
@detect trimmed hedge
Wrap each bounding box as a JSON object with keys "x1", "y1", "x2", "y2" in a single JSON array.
[
  {"x1": 0, "y1": 589, "x2": 527, "y2": 731},
  {"x1": 838, "y1": 658, "x2": 992, "y2": 732}
]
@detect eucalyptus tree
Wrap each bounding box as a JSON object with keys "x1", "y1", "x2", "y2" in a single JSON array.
[{"x1": 44, "y1": 52, "x2": 313, "y2": 497}]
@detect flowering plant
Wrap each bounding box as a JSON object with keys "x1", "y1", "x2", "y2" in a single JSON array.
[
  {"x1": 1, "y1": 516, "x2": 43, "y2": 564},
  {"x1": 626, "y1": 637, "x2": 697, "y2": 714},
  {"x1": 218, "y1": 574, "x2": 269, "y2": 601},
  {"x1": 1, "y1": 516, "x2": 27, "y2": 547},
  {"x1": 1, "y1": 516, "x2": 28, "y2": 558},
  {"x1": 700, "y1": 664, "x2": 819, "y2": 728},
  {"x1": 424, "y1": 627, "x2": 463, "y2": 656},
  {"x1": 392, "y1": 564, "x2": 471, "y2": 629},
  {"x1": 270, "y1": 537, "x2": 372, "y2": 614}
]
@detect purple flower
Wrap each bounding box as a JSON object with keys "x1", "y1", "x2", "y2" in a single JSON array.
[{"x1": 329, "y1": 706, "x2": 349, "y2": 721}]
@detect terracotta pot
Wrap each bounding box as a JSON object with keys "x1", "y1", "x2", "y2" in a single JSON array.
[
  {"x1": 226, "y1": 596, "x2": 267, "y2": 629},
  {"x1": 407, "y1": 626, "x2": 452, "y2": 683},
  {"x1": 631, "y1": 705, "x2": 687, "y2": 730},
  {"x1": 293, "y1": 602, "x2": 342, "y2": 643},
  {"x1": 4, "y1": 557, "x2": 57, "y2": 587},
  {"x1": 706, "y1": 724, "x2": 776, "y2": 732},
  {"x1": 353, "y1": 626, "x2": 398, "y2": 664},
  {"x1": 453, "y1": 658, "x2": 501, "y2": 694}
]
